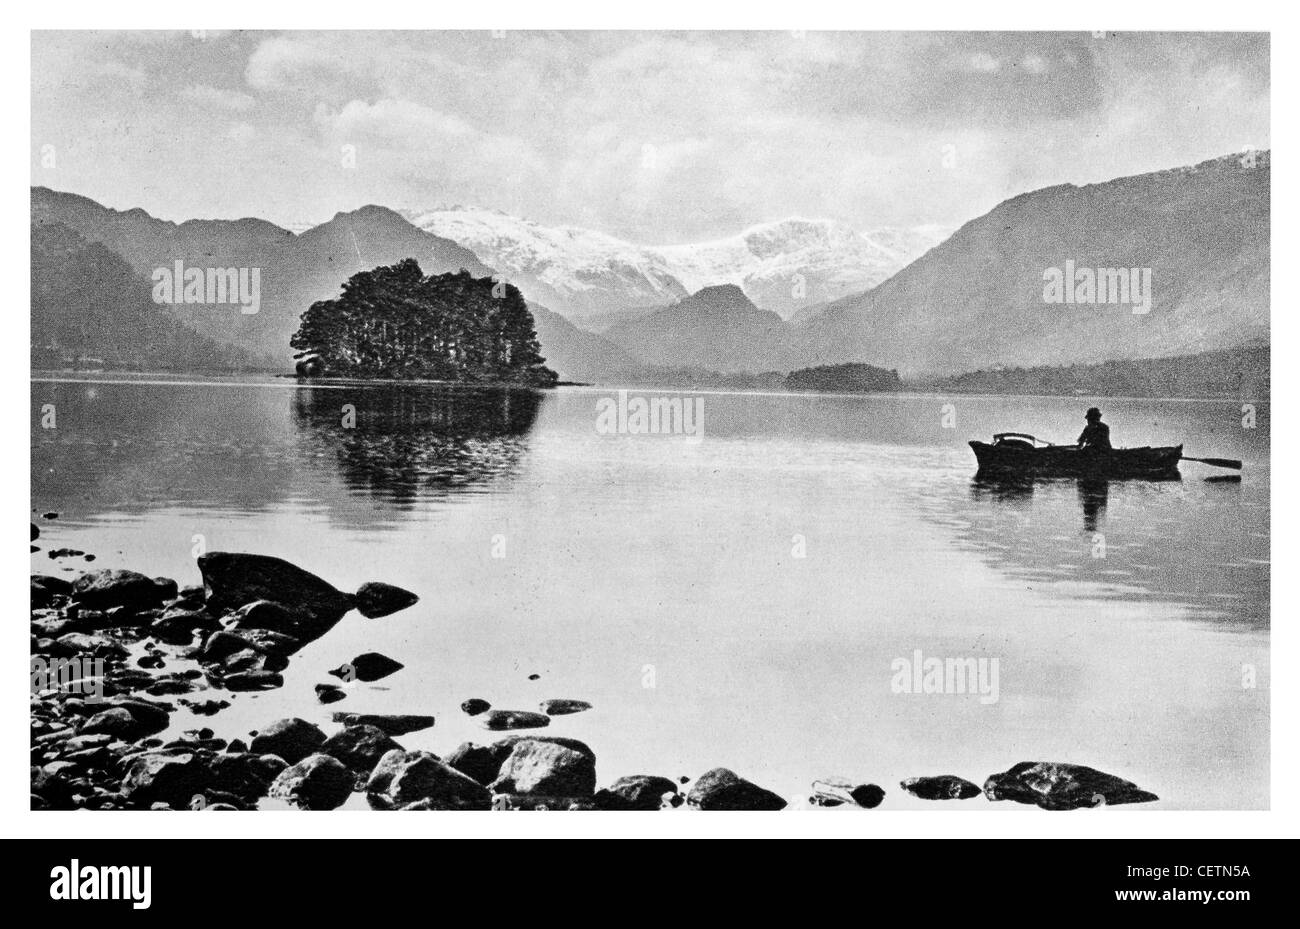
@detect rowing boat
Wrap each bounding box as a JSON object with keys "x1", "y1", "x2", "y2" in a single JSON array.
[{"x1": 969, "y1": 433, "x2": 1183, "y2": 479}]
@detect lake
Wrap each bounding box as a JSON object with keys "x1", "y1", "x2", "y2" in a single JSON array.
[{"x1": 30, "y1": 375, "x2": 1270, "y2": 809}]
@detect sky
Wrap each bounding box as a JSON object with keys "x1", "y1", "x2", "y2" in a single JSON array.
[{"x1": 31, "y1": 30, "x2": 1270, "y2": 243}]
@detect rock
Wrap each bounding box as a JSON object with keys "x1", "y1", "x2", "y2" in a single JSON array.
[
  {"x1": 71, "y1": 569, "x2": 171, "y2": 612},
  {"x1": 315, "y1": 684, "x2": 347, "y2": 704},
  {"x1": 248, "y1": 718, "x2": 326, "y2": 764},
  {"x1": 43, "y1": 512, "x2": 59, "y2": 519},
  {"x1": 353, "y1": 582, "x2": 419, "y2": 618},
  {"x1": 983, "y1": 762, "x2": 1158, "y2": 810},
  {"x1": 80, "y1": 707, "x2": 149, "y2": 741},
  {"x1": 269, "y1": 754, "x2": 356, "y2": 810},
  {"x1": 121, "y1": 750, "x2": 218, "y2": 806},
  {"x1": 53, "y1": 633, "x2": 128, "y2": 660},
  {"x1": 539, "y1": 699, "x2": 592, "y2": 716},
  {"x1": 197, "y1": 552, "x2": 354, "y2": 639},
  {"x1": 447, "y1": 735, "x2": 596, "y2": 786},
  {"x1": 221, "y1": 670, "x2": 284, "y2": 691},
  {"x1": 900, "y1": 775, "x2": 982, "y2": 801},
  {"x1": 328, "y1": 652, "x2": 404, "y2": 683},
  {"x1": 198, "y1": 629, "x2": 300, "y2": 662},
  {"x1": 460, "y1": 698, "x2": 491, "y2": 716},
  {"x1": 48, "y1": 548, "x2": 86, "y2": 559},
  {"x1": 179, "y1": 698, "x2": 230, "y2": 716},
  {"x1": 811, "y1": 777, "x2": 886, "y2": 809},
  {"x1": 149, "y1": 609, "x2": 214, "y2": 645},
  {"x1": 594, "y1": 775, "x2": 679, "y2": 810},
  {"x1": 222, "y1": 600, "x2": 306, "y2": 634},
  {"x1": 320, "y1": 725, "x2": 402, "y2": 773},
  {"x1": 687, "y1": 768, "x2": 787, "y2": 811},
  {"x1": 329, "y1": 713, "x2": 434, "y2": 736},
  {"x1": 30, "y1": 575, "x2": 72, "y2": 608},
  {"x1": 31, "y1": 766, "x2": 75, "y2": 809},
  {"x1": 489, "y1": 739, "x2": 597, "y2": 797},
  {"x1": 365, "y1": 750, "x2": 491, "y2": 810},
  {"x1": 528, "y1": 673, "x2": 541, "y2": 681},
  {"x1": 31, "y1": 523, "x2": 39, "y2": 541},
  {"x1": 480, "y1": 710, "x2": 550, "y2": 731}
]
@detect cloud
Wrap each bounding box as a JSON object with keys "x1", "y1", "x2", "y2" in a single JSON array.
[{"x1": 180, "y1": 84, "x2": 256, "y2": 112}]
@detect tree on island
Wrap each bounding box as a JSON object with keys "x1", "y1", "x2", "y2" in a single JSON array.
[{"x1": 290, "y1": 260, "x2": 557, "y2": 385}]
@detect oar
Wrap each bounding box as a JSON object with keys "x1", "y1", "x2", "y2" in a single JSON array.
[{"x1": 1181, "y1": 455, "x2": 1243, "y2": 470}]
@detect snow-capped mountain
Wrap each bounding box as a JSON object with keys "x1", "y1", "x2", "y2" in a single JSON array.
[{"x1": 401, "y1": 207, "x2": 951, "y2": 322}]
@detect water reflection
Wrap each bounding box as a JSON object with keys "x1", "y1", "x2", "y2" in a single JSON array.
[
  {"x1": 1077, "y1": 477, "x2": 1109, "y2": 533},
  {"x1": 290, "y1": 385, "x2": 543, "y2": 506}
]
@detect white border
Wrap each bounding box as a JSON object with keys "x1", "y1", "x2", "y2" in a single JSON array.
[{"x1": 7, "y1": 0, "x2": 1290, "y2": 840}]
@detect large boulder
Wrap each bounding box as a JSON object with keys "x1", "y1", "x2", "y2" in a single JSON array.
[
  {"x1": 489, "y1": 739, "x2": 597, "y2": 797},
  {"x1": 539, "y1": 699, "x2": 592, "y2": 716},
  {"x1": 365, "y1": 750, "x2": 491, "y2": 810},
  {"x1": 353, "y1": 582, "x2": 419, "y2": 619},
  {"x1": 320, "y1": 725, "x2": 402, "y2": 773},
  {"x1": 329, "y1": 713, "x2": 434, "y2": 736},
  {"x1": 71, "y1": 570, "x2": 172, "y2": 613},
  {"x1": 197, "y1": 552, "x2": 354, "y2": 639},
  {"x1": 983, "y1": 762, "x2": 1159, "y2": 810},
  {"x1": 595, "y1": 775, "x2": 679, "y2": 810},
  {"x1": 269, "y1": 754, "x2": 355, "y2": 810},
  {"x1": 687, "y1": 768, "x2": 787, "y2": 811},
  {"x1": 447, "y1": 735, "x2": 596, "y2": 786},
  {"x1": 248, "y1": 718, "x2": 327, "y2": 765},
  {"x1": 900, "y1": 775, "x2": 982, "y2": 801},
  {"x1": 121, "y1": 749, "x2": 219, "y2": 806},
  {"x1": 31, "y1": 575, "x2": 73, "y2": 609}
]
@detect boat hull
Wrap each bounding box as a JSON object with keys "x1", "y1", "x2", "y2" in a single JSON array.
[{"x1": 969, "y1": 441, "x2": 1183, "y2": 479}]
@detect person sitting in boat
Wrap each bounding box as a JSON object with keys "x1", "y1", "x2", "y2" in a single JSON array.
[{"x1": 1077, "y1": 408, "x2": 1112, "y2": 452}]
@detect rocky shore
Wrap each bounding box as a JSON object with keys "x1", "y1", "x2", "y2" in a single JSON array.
[{"x1": 31, "y1": 548, "x2": 1159, "y2": 812}]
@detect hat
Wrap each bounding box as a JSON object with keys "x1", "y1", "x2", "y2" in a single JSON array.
[{"x1": 1085, "y1": 407, "x2": 1102, "y2": 420}]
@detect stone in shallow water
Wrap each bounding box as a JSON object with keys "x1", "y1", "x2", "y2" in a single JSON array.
[
  {"x1": 539, "y1": 699, "x2": 592, "y2": 716},
  {"x1": 352, "y1": 582, "x2": 419, "y2": 618},
  {"x1": 460, "y1": 698, "x2": 491, "y2": 716},
  {"x1": 320, "y1": 725, "x2": 402, "y2": 773},
  {"x1": 447, "y1": 736, "x2": 595, "y2": 786},
  {"x1": 248, "y1": 718, "x2": 326, "y2": 765},
  {"x1": 71, "y1": 569, "x2": 173, "y2": 613},
  {"x1": 315, "y1": 683, "x2": 347, "y2": 705},
  {"x1": 595, "y1": 775, "x2": 679, "y2": 811},
  {"x1": 328, "y1": 652, "x2": 404, "y2": 683},
  {"x1": 197, "y1": 552, "x2": 355, "y2": 639},
  {"x1": 687, "y1": 768, "x2": 787, "y2": 811},
  {"x1": 329, "y1": 713, "x2": 434, "y2": 736},
  {"x1": 900, "y1": 775, "x2": 982, "y2": 801},
  {"x1": 811, "y1": 777, "x2": 886, "y2": 809},
  {"x1": 480, "y1": 710, "x2": 550, "y2": 731},
  {"x1": 983, "y1": 762, "x2": 1158, "y2": 810}
]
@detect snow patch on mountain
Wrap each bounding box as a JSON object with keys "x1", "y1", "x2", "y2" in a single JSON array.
[{"x1": 402, "y1": 207, "x2": 951, "y2": 321}]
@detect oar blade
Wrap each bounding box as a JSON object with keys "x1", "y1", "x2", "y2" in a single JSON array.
[{"x1": 1183, "y1": 456, "x2": 1243, "y2": 470}]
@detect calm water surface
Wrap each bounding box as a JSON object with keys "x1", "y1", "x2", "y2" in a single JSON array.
[{"x1": 31, "y1": 376, "x2": 1270, "y2": 809}]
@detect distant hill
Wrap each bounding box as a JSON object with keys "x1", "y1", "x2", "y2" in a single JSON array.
[
  {"x1": 929, "y1": 344, "x2": 1269, "y2": 401},
  {"x1": 31, "y1": 222, "x2": 267, "y2": 372},
  {"x1": 602, "y1": 284, "x2": 790, "y2": 373},
  {"x1": 792, "y1": 152, "x2": 1270, "y2": 377},
  {"x1": 527, "y1": 302, "x2": 642, "y2": 382},
  {"x1": 31, "y1": 187, "x2": 491, "y2": 367}
]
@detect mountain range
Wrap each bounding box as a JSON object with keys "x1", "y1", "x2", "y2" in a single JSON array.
[
  {"x1": 30, "y1": 150, "x2": 1269, "y2": 383},
  {"x1": 402, "y1": 207, "x2": 950, "y2": 323}
]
